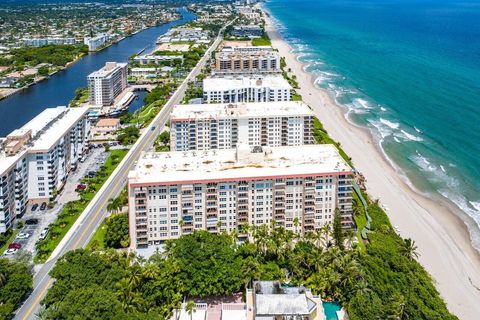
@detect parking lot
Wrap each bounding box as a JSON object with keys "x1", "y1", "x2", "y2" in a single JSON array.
[{"x1": 3, "y1": 146, "x2": 109, "y2": 261}]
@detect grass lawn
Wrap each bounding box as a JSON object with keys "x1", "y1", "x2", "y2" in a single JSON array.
[
  {"x1": 128, "y1": 100, "x2": 162, "y2": 127},
  {"x1": 0, "y1": 229, "x2": 20, "y2": 254},
  {"x1": 252, "y1": 36, "x2": 272, "y2": 46},
  {"x1": 86, "y1": 218, "x2": 107, "y2": 250},
  {"x1": 352, "y1": 193, "x2": 367, "y2": 251},
  {"x1": 34, "y1": 149, "x2": 128, "y2": 263}
]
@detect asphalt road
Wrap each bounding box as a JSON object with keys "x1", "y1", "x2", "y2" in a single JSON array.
[{"x1": 14, "y1": 27, "x2": 226, "y2": 320}]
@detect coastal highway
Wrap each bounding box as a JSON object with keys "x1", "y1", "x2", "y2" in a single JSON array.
[{"x1": 14, "y1": 24, "x2": 227, "y2": 320}]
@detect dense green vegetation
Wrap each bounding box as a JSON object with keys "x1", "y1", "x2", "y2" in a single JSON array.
[
  {"x1": 154, "y1": 131, "x2": 170, "y2": 152},
  {"x1": 118, "y1": 126, "x2": 140, "y2": 145},
  {"x1": 144, "y1": 83, "x2": 177, "y2": 106},
  {"x1": 35, "y1": 149, "x2": 128, "y2": 263},
  {"x1": 312, "y1": 117, "x2": 353, "y2": 166},
  {"x1": 69, "y1": 87, "x2": 89, "y2": 107},
  {"x1": 0, "y1": 45, "x2": 87, "y2": 68},
  {"x1": 39, "y1": 214, "x2": 456, "y2": 320},
  {"x1": 104, "y1": 213, "x2": 130, "y2": 249},
  {"x1": 182, "y1": 80, "x2": 203, "y2": 103},
  {"x1": 0, "y1": 258, "x2": 33, "y2": 319}
]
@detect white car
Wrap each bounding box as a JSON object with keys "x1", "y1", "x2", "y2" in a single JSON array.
[
  {"x1": 3, "y1": 248, "x2": 18, "y2": 256},
  {"x1": 17, "y1": 232, "x2": 30, "y2": 239},
  {"x1": 39, "y1": 228, "x2": 49, "y2": 240}
]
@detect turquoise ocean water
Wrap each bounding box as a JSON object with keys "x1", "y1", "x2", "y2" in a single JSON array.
[{"x1": 265, "y1": 0, "x2": 480, "y2": 248}]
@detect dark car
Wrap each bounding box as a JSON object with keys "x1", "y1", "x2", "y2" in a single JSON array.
[
  {"x1": 31, "y1": 204, "x2": 38, "y2": 211},
  {"x1": 8, "y1": 243, "x2": 22, "y2": 250},
  {"x1": 40, "y1": 202, "x2": 47, "y2": 211},
  {"x1": 25, "y1": 218, "x2": 39, "y2": 225},
  {"x1": 75, "y1": 184, "x2": 87, "y2": 191}
]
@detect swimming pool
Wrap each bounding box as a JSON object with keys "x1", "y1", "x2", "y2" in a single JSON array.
[{"x1": 322, "y1": 301, "x2": 341, "y2": 320}]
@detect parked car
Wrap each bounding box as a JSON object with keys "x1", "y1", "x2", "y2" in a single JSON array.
[
  {"x1": 39, "y1": 228, "x2": 49, "y2": 240},
  {"x1": 17, "y1": 232, "x2": 30, "y2": 239},
  {"x1": 31, "y1": 204, "x2": 38, "y2": 211},
  {"x1": 8, "y1": 243, "x2": 22, "y2": 250},
  {"x1": 76, "y1": 184, "x2": 87, "y2": 191},
  {"x1": 25, "y1": 218, "x2": 39, "y2": 225},
  {"x1": 3, "y1": 248, "x2": 18, "y2": 256},
  {"x1": 40, "y1": 202, "x2": 47, "y2": 210}
]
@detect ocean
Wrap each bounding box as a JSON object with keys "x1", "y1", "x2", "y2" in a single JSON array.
[{"x1": 264, "y1": 0, "x2": 480, "y2": 248}]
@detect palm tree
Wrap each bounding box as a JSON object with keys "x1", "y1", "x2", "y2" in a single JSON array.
[
  {"x1": 293, "y1": 217, "x2": 299, "y2": 235},
  {"x1": 320, "y1": 223, "x2": 331, "y2": 248},
  {"x1": 142, "y1": 263, "x2": 160, "y2": 280},
  {"x1": 116, "y1": 278, "x2": 140, "y2": 312},
  {"x1": 185, "y1": 300, "x2": 196, "y2": 320},
  {"x1": 127, "y1": 264, "x2": 143, "y2": 289},
  {"x1": 400, "y1": 238, "x2": 419, "y2": 260}
]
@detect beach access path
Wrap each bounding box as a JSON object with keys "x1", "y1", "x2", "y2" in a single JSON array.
[{"x1": 263, "y1": 8, "x2": 480, "y2": 320}]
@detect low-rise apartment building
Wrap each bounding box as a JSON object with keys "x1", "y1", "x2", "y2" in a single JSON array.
[
  {"x1": 128, "y1": 144, "x2": 353, "y2": 249},
  {"x1": 23, "y1": 37, "x2": 76, "y2": 47},
  {"x1": 87, "y1": 62, "x2": 128, "y2": 106},
  {"x1": 203, "y1": 75, "x2": 292, "y2": 103},
  {"x1": 213, "y1": 46, "x2": 280, "y2": 75},
  {"x1": 170, "y1": 101, "x2": 314, "y2": 151},
  {"x1": 133, "y1": 54, "x2": 183, "y2": 65},
  {"x1": 0, "y1": 106, "x2": 90, "y2": 232},
  {"x1": 231, "y1": 25, "x2": 263, "y2": 38}
]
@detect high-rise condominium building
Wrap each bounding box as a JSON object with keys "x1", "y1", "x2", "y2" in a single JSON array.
[
  {"x1": 203, "y1": 75, "x2": 292, "y2": 103},
  {"x1": 170, "y1": 101, "x2": 314, "y2": 151},
  {"x1": 0, "y1": 106, "x2": 90, "y2": 232},
  {"x1": 128, "y1": 144, "x2": 353, "y2": 249},
  {"x1": 213, "y1": 47, "x2": 280, "y2": 75},
  {"x1": 87, "y1": 62, "x2": 128, "y2": 106}
]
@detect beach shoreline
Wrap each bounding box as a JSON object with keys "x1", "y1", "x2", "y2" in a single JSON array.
[{"x1": 261, "y1": 6, "x2": 480, "y2": 320}]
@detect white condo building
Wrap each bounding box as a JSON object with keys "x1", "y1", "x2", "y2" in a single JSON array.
[
  {"x1": 87, "y1": 62, "x2": 128, "y2": 106},
  {"x1": 128, "y1": 144, "x2": 353, "y2": 248},
  {"x1": 84, "y1": 34, "x2": 111, "y2": 51},
  {"x1": 0, "y1": 106, "x2": 90, "y2": 232},
  {"x1": 170, "y1": 101, "x2": 314, "y2": 151},
  {"x1": 203, "y1": 75, "x2": 292, "y2": 103}
]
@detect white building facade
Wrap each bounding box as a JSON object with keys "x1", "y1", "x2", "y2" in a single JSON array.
[
  {"x1": 203, "y1": 75, "x2": 292, "y2": 103},
  {"x1": 0, "y1": 106, "x2": 90, "y2": 232},
  {"x1": 170, "y1": 102, "x2": 314, "y2": 151},
  {"x1": 128, "y1": 145, "x2": 353, "y2": 248},
  {"x1": 87, "y1": 62, "x2": 128, "y2": 106},
  {"x1": 26, "y1": 107, "x2": 90, "y2": 201}
]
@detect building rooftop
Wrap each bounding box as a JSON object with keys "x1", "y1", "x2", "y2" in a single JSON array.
[
  {"x1": 129, "y1": 144, "x2": 352, "y2": 186},
  {"x1": 170, "y1": 101, "x2": 312, "y2": 121},
  {"x1": 28, "y1": 107, "x2": 89, "y2": 152},
  {"x1": 1, "y1": 106, "x2": 88, "y2": 173},
  {"x1": 88, "y1": 62, "x2": 127, "y2": 79},
  {"x1": 0, "y1": 150, "x2": 26, "y2": 176},
  {"x1": 253, "y1": 281, "x2": 317, "y2": 317},
  {"x1": 203, "y1": 75, "x2": 292, "y2": 91},
  {"x1": 216, "y1": 48, "x2": 279, "y2": 59},
  {"x1": 95, "y1": 118, "x2": 120, "y2": 127}
]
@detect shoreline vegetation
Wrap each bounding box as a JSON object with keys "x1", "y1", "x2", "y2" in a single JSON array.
[{"x1": 260, "y1": 4, "x2": 480, "y2": 319}]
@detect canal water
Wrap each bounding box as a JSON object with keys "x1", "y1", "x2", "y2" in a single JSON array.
[{"x1": 0, "y1": 7, "x2": 195, "y2": 136}]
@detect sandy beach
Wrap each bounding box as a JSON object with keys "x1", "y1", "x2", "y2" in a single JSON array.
[{"x1": 262, "y1": 9, "x2": 480, "y2": 320}]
